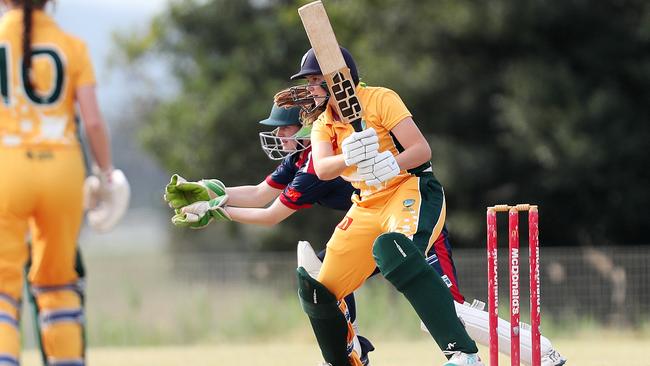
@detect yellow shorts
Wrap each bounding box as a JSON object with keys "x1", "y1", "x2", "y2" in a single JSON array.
[
  {"x1": 318, "y1": 173, "x2": 446, "y2": 299},
  {"x1": 0, "y1": 146, "x2": 84, "y2": 300}
]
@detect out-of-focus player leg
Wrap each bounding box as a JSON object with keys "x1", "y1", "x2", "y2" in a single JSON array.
[
  {"x1": 0, "y1": 148, "x2": 33, "y2": 365},
  {"x1": 26, "y1": 249, "x2": 86, "y2": 366},
  {"x1": 27, "y1": 148, "x2": 86, "y2": 366},
  {"x1": 0, "y1": 227, "x2": 26, "y2": 366},
  {"x1": 29, "y1": 284, "x2": 85, "y2": 366},
  {"x1": 0, "y1": 293, "x2": 21, "y2": 366}
]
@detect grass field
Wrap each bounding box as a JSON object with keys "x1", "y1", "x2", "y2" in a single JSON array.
[
  {"x1": 20, "y1": 329, "x2": 644, "y2": 365},
  {"x1": 17, "y1": 253, "x2": 648, "y2": 365}
]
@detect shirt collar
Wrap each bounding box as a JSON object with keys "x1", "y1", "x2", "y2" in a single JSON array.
[{"x1": 2, "y1": 8, "x2": 56, "y2": 27}]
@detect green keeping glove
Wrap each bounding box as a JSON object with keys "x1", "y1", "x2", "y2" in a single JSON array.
[
  {"x1": 171, "y1": 196, "x2": 231, "y2": 229},
  {"x1": 164, "y1": 174, "x2": 227, "y2": 209}
]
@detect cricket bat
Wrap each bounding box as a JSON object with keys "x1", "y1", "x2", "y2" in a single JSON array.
[{"x1": 298, "y1": 1, "x2": 363, "y2": 132}]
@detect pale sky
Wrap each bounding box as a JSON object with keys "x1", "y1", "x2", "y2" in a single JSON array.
[
  {"x1": 50, "y1": 1, "x2": 174, "y2": 251},
  {"x1": 50, "y1": 0, "x2": 170, "y2": 112}
]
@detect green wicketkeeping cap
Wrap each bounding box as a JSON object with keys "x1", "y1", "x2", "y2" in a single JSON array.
[{"x1": 259, "y1": 104, "x2": 302, "y2": 126}]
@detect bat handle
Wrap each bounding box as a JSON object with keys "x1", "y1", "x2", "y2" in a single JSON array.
[{"x1": 351, "y1": 119, "x2": 363, "y2": 132}]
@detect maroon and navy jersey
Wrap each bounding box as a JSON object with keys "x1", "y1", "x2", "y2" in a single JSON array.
[{"x1": 265, "y1": 146, "x2": 356, "y2": 211}]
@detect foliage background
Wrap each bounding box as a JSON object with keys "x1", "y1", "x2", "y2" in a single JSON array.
[{"x1": 112, "y1": 0, "x2": 650, "y2": 251}]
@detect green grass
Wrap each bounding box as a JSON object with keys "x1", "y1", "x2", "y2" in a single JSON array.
[
  {"x1": 20, "y1": 272, "x2": 650, "y2": 365},
  {"x1": 19, "y1": 278, "x2": 648, "y2": 364},
  {"x1": 19, "y1": 329, "x2": 646, "y2": 365},
  {"x1": 73, "y1": 278, "x2": 650, "y2": 346}
]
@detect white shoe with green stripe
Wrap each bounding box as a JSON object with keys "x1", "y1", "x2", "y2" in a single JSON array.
[{"x1": 443, "y1": 352, "x2": 484, "y2": 366}]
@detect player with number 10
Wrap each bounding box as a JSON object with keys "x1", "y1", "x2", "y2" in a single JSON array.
[{"x1": 0, "y1": 1, "x2": 129, "y2": 365}]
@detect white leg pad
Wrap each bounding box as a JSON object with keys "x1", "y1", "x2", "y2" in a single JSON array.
[
  {"x1": 297, "y1": 240, "x2": 323, "y2": 279},
  {"x1": 422, "y1": 300, "x2": 554, "y2": 366}
]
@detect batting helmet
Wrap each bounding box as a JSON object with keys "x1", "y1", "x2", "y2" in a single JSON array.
[{"x1": 291, "y1": 47, "x2": 359, "y2": 85}]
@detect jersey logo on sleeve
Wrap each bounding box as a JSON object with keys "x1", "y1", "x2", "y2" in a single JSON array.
[
  {"x1": 284, "y1": 187, "x2": 302, "y2": 202},
  {"x1": 330, "y1": 136, "x2": 338, "y2": 151},
  {"x1": 336, "y1": 216, "x2": 353, "y2": 231}
]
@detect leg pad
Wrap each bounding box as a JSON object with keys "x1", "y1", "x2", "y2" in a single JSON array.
[
  {"x1": 30, "y1": 286, "x2": 85, "y2": 364},
  {"x1": 373, "y1": 233, "x2": 478, "y2": 355},
  {"x1": 0, "y1": 294, "x2": 20, "y2": 361},
  {"x1": 297, "y1": 267, "x2": 352, "y2": 366}
]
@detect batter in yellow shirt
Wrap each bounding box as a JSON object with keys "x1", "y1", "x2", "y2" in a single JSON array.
[{"x1": 310, "y1": 84, "x2": 443, "y2": 296}]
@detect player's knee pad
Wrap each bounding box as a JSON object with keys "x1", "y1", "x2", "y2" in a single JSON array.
[
  {"x1": 31, "y1": 284, "x2": 85, "y2": 366},
  {"x1": 0, "y1": 293, "x2": 20, "y2": 365},
  {"x1": 297, "y1": 267, "x2": 355, "y2": 366},
  {"x1": 372, "y1": 232, "x2": 433, "y2": 290}
]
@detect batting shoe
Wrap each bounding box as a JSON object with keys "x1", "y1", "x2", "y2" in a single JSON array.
[
  {"x1": 443, "y1": 352, "x2": 484, "y2": 366},
  {"x1": 541, "y1": 349, "x2": 567, "y2": 366}
]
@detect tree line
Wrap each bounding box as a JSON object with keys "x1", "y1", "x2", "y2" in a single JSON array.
[{"x1": 113, "y1": 0, "x2": 650, "y2": 251}]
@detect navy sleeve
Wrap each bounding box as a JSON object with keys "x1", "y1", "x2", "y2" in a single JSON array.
[
  {"x1": 279, "y1": 172, "x2": 326, "y2": 210},
  {"x1": 265, "y1": 155, "x2": 297, "y2": 189},
  {"x1": 280, "y1": 172, "x2": 355, "y2": 211}
]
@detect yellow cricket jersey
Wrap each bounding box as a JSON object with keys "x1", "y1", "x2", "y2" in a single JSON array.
[
  {"x1": 311, "y1": 85, "x2": 431, "y2": 206},
  {"x1": 0, "y1": 9, "x2": 95, "y2": 148}
]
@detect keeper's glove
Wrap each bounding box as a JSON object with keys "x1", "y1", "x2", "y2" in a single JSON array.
[
  {"x1": 164, "y1": 174, "x2": 226, "y2": 209},
  {"x1": 171, "y1": 196, "x2": 231, "y2": 229},
  {"x1": 83, "y1": 166, "x2": 131, "y2": 233},
  {"x1": 356, "y1": 151, "x2": 401, "y2": 185},
  {"x1": 341, "y1": 128, "x2": 379, "y2": 166}
]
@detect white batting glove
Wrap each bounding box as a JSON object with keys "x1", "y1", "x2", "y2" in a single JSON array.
[
  {"x1": 83, "y1": 166, "x2": 130, "y2": 233},
  {"x1": 356, "y1": 151, "x2": 401, "y2": 185},
  {"x1": 341, "y1": 128, "x2": 379, "y2": 166}
]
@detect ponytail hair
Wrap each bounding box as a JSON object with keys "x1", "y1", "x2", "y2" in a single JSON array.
[
  {"x1": 18, "y1": 0, "x2": 51, "y2": 87},
  {"x1": 274, "y1": 87, "x2": 326, "y2": 127},
  {"x1": 22, "y1": 0, "x2": 34, "y2": 87}
]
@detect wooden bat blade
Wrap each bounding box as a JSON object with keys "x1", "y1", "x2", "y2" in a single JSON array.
[
  {"x1": 298, "y1": 1, "x2": 346, "y2": 75},
  {"x1": 298, "y1": 1, "x2": 363, "y2": 131}
]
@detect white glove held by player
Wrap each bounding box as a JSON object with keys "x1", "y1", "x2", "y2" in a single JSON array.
[
  {"x1": 357, "y1": 150, "x2": 401, "y2": 185},
  {"x1": 83, "y1": 167, "x2": 130, "y2": 233},
  {"x1": 341, "y1": 128, "x2": 379, "y2": 166},
  {"x1": 180, "y1": 196, "x2": 231, "y2": 224}
]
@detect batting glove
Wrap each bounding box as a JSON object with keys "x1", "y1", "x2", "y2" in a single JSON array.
[
  {"x1": 83, "y1": 166, "x2": 131, "y2": 233},
  {"x1": 341, "y1": 128, "x2": 379, "y2": 166},
  {"x1": 164, "y1": 174, "x2": 227, "y2": 209},
  {"x1": 356, "y1": 151, "x2": 401, "y2": 185},
  {"x1": 171, "y1": 196, "x2": 231, "y2": 229}
]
